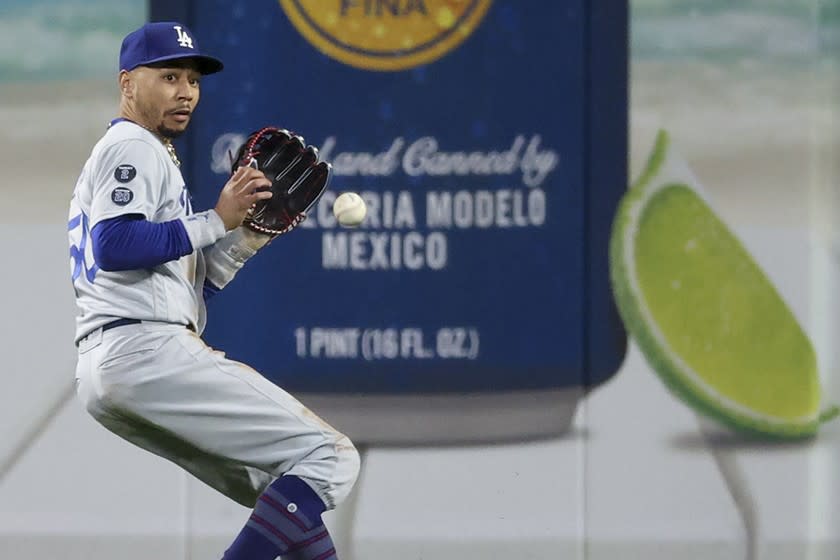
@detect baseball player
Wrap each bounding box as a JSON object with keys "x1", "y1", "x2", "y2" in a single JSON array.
[{"x1": 68, "y1": 22, "x2": 359, "y2": 560}]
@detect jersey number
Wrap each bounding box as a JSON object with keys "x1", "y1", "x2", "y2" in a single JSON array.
[{"x1": 68, "y1": 208, "x2": 99, "y2": 284}]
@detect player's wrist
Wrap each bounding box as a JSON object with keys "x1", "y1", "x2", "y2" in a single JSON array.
[
  {"x1": 234, "y1": 226, "x2": 273, "y2": 253},
  {"x1": 206, "y1": 209, "x2": 228, "y2": 232},
  {"x1": 180, "y1": 210, "x2": 227, "y2": 250},
  {"x1": 212, "y1": 204, "x2": 240, "y2": 231},
  {"x1": 202, "y1": 225, "x2": 266, "y2": 289},
  {"x1": 218, "y1": 227, "x2": 268, "y2": 260}
]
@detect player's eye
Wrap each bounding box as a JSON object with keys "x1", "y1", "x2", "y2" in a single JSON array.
[
  {"x1": 164, "y1": 74, "x2": 176, "y2": 81},
  {"x1": 189, "y1": 78, "x2": 201, "y2": 87}
]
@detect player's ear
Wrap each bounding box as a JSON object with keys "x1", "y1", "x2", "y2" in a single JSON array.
[{"x1": 119, "y1": 70, "x2": 134, "y2": 98}]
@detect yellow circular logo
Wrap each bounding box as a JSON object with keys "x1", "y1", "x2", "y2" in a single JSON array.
[{"x1": 279, "y1": 0, "x2": 493, "y2": 71}]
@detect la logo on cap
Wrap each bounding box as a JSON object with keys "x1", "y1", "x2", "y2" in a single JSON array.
[{"x1": 174, "y1": 25, "x2": 193, "y2": 48}]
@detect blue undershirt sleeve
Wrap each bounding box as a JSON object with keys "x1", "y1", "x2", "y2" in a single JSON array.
[{"x1": 91, "y1": 214, "x2": 194, "y2": 271}]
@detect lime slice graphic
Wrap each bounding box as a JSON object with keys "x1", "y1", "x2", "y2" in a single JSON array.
[{"x1": 610, "y1": 130, "x2": 839, "y2": 438}]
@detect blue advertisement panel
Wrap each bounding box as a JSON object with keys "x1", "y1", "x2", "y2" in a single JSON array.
[{"x1": 151, "y1": 0, "x2": 628, "y2": 442}]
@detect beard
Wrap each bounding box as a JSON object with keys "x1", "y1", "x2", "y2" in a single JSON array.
[
  {"x1": 135, "y1": 99, "x2": 188, "y2": 139},
  {"x1": 157, "y1": 123, "x2": 185, "y2": 139}
]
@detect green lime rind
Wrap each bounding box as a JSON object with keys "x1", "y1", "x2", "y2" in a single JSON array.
[
  {"x1": 820, "y1": 405, "x2": 840, "y2": 424},
  {"x1": 610, "y1": 130, "x2": 826, "y2": 439}
]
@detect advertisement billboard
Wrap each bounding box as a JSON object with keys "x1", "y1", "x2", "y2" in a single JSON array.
[{"x1": 150, "y1": 0, "x2": 628, "y2": 443}]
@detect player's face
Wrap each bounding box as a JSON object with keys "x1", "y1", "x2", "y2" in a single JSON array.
[{"x1": 132, "y1": 60, "x2": 202, "y2": 139}]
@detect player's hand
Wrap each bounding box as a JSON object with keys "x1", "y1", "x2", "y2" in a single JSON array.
[{"x1": 214, "y1": 166, "x2": 273, "y2": 231}]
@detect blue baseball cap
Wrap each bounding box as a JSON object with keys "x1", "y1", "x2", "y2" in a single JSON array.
[{"x1": 120, "y1": 21, "x2": 224, "y2": 75}]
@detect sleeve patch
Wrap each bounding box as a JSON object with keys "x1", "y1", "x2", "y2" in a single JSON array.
[
  {"x1": 114, "y1": 164, "x2": 137, "y2": 183},
  {"x1": 111, "y1": 187, "x2": 134, "y2": 206}
]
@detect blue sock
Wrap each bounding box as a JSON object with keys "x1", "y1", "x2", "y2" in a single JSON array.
[{"x1": 223, "y1": 475, "x2": 337, "y2": 560}]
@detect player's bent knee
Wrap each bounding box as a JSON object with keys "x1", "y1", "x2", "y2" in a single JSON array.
[
  {"x1": 291, "y1": 431, "x2": 360, "y2": 510},
  {"x1": 330, "y1": 433, "x2": 361, "y2": 507}
]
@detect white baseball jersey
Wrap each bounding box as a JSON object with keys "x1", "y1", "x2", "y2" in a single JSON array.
[
  {"x1": 68, "y1": 120, "x2": 224, "y2": 343},
  {"x1": 70, "y1": 121, "x2": 359, "y2": 513}
]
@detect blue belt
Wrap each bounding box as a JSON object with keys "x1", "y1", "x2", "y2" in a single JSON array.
[
  {"x1": 83, "y1": 319, "x2": 195, "y2": 342},
  {"x1": 101, "y1": 318, "x2": 142, "y2": 332}
]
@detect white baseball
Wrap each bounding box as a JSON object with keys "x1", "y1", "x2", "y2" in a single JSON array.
[{"x1": 333, "y1": 192, "x2": 367, "y2": 227}]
